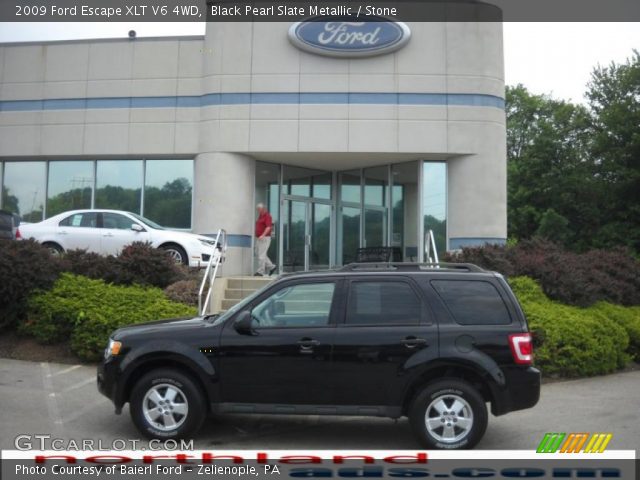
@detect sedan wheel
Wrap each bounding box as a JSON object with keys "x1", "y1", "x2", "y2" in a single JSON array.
[{"x1": 160, "y1": 245, "x2": 187, "y2": 265}]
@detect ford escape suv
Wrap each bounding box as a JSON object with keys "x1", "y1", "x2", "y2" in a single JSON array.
[{"x1": 97, "y1": 262, "x2": 540, "y2": 449}]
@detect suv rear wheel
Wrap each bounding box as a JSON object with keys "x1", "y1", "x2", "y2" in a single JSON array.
[
  {"x1": 130, "y1": 369, "x2": 205, "y2": 439},
  {"x1": 409, "y1": 379, "x2": 487, "y2": 449}
]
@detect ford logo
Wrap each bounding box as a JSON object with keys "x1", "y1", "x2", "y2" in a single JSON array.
[{"x1": 288, "y1": 17, "x2": 411, "y2": 58}]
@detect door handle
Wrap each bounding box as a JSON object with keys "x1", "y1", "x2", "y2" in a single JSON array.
[
  {"x1": 297, "y1": 338, "x2": 320, "y2": 349},
  {"x1": 103, "y1": 233, "x2": 114, "y2": 237},
  {"x1": 401, "y1": 336, "x2": 428, "y2": 348},
  {"x1": 58, "y1": 230, "x2": 68, "y2": 235}
]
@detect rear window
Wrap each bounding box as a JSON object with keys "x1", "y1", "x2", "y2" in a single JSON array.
[{"x1": 431, "y1": 280, "x2": 511, "y2": 325}]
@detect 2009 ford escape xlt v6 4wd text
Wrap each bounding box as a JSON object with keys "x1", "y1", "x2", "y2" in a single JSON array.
[{"x1": 98, "y1": 263, "x2": 540, "y2": 449}]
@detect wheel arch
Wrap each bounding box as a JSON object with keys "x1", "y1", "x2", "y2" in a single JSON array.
[
  {"x1": 402, "y1": 362, "x2": 499, "y2": 416},
  {"x1": 118, "y1": 352, "x2": 215, "y2": 413}
]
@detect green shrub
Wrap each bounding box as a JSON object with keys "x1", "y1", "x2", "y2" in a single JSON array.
[
  {"x1": 592, "y1": 302, "x2": 640, "y2": 361},
  {"x1": 0, "y1": 239, "x2": 62, "y2": 330},
  {"x1": 510, "y1": 276, "x2": 631, "y2": 377},
  {"x1": 24, "y1": 273, "x2": 197, "y2": 361}
]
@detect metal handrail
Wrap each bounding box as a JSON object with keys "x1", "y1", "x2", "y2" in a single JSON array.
[
  {"x1": 198, "y1": 229, "x2": 227, "y2": 316},
  {"x1": 425, "y1": 229, "x2": 440, "y2": 264}
]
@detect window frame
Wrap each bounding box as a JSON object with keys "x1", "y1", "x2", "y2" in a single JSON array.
[
  {"x1": 429, "y1": 278, "x2": 514, "y2": 326},
  {"x1": 340, "y1": 276, "x2": 430, "y2": 327},
  {"x1": 244, "y1": 278, "x2": 342, "y2": 331}
]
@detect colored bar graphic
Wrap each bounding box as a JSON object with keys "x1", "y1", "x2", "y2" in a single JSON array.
[
  {"x1": 537, "y1": 433, "x2": 566, "y2": 453},
  {"x1": 537, "y1": 433, "x2": 613, "y2": 453}
]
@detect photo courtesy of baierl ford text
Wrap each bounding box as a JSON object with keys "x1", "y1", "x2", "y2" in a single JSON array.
[{"x1": 0, "y1": 0, "x2": 638, "y2": 478}]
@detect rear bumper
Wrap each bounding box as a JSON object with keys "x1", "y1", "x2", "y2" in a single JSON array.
[{"x1": 491, "y1": 366, "x2": 541, "y2": 416}]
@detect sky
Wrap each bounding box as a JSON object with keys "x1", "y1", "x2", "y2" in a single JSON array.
[{"x1": 0, "y1": 22, "x2": 638, "y2": 103}]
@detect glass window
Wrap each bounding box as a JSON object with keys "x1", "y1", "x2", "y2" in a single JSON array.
[
  {"x1": 59, "y1": 212, "x2": 98, "y2": 228},
  {"x1": 47, "y1": 161, "x2": 94, "y2": 218},
  {"x1": 431, "y1": 280, "x2": 512, "y2": 325},
  {"x1": 340, "y1": 206, "x2": 360, "y2": 264},
  {"x1": 251, "y1": 282, "x2": 335, "y2": 328},
  {"x1": 392, "y1": 162, "x2": 419, "y2": 261},
  {"x1": 103, "y1": 212, "x2": 135, "y2": 230},
  {"x1": 2, "y1": 162, "x2": 46, "y2": 222},
  {"x1": 364, "y1": 166, "x2": 388, "y2": 207},
  {"x1": 95, "y1": 160, "x2": 143, "y2": 213},
  {"x1": 423, "y1": 162, "x2": 447, "y2": 254},
  {"x1": 339, "y1": 170, "x2": 361, "y2": 204},
  {"x1": 283, "y1": 166, "x2": 331, "y2": 200},
  {"x1": 144, "y1": 160, "x2": 193, "y2": 229},
  {"x1": 346, "y1": 281, "x2": 422, "y2": 325}
]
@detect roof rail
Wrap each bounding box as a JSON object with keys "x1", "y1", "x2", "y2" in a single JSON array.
[{"x1": 339, "y1": 262, "x2": 485, "y2": 273}]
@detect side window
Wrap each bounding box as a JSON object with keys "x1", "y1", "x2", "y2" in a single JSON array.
[
  {"x1": 59, "y1": 212, "x2": 98, "y2": 228},
  {"x1": 251, "y1": 282, "x2": 335, "y2": 328},
  {"x1": 431, "y1": 280, "x2": 512, "y2": 325},
  {"x1": 346, "y1": 281, "x2": 422, "y2": 325},
  {"x1": 102, "y1": 213, "x2": 134, "y2": 230}
]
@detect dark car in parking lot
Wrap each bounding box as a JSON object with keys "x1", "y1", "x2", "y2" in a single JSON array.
[
  {"x1": 98, "y1": 262, "x2": 540, "y2": 449},
  {"x1": 0, "y1": 210, "x2": 20, "y2": 240}
]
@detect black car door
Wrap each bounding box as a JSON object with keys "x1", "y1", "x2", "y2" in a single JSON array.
[
  {"x1": 331, "y1": 276, "x2": 439, "y2": 409},
  {"x1": 217, "y1": 278, "x2": 341, "y2": 406}
]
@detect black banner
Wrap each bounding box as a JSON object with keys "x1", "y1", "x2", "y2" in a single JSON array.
[{"x1": 2, "y1": 0, "x2": 640, "y2": 22}]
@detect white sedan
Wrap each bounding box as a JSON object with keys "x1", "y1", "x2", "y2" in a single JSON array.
[{"x1": 17, "y1": 209, "x2": 218, "y2": 267}]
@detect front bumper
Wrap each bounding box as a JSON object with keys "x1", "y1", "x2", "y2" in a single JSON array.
[
  {"x1": 97, "y1": 358, "x2": 124, "y2": 414},
  {"x1": 491, "y1": 366, "x2": 541, "y2": 416}
]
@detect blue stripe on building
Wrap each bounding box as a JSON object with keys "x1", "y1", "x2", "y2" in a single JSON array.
[{"x1": 0, "y1": 92, "x2": 505, "y2": 112}]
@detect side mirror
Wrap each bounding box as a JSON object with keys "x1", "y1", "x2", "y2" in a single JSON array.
[
  {"x1": 233, "y1": 311, "x2": 255, "y2": 335},
  {"x1": 131, "y1": 223, "x2": 144, "y2": 232}
]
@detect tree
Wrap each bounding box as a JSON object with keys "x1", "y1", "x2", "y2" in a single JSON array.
[
  {"x1": 506, "y1": 85, "x2": 596, "y2": 249},
  {"x1": 586, "y1": 50, "x2": 640, "y2": 251}
]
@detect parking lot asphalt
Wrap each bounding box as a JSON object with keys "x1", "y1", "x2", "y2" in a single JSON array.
[{"x1": 0, "y1": 358, "x2": 638, "y2": 453}]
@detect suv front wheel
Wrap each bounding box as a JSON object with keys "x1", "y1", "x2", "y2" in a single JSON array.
[
  {"x1": 409, "y1": 379, "x2": 488, "y2": 449},
  {"x1": 130, "y1": 369, "x2": 205, "y2": 439}
]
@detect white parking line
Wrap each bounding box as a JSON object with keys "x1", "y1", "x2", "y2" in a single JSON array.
[
  {"x1": 48, "y1": 365, "x2": 82, "y2": 377},
  {"x1": 61, "y1": 376, "x2": 95, "y2": 393},
  {"x1": 40, "y1": 362, "x2": 64, "y2": 436}
]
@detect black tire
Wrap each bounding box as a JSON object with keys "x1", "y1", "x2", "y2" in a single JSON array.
[
  {"x1": 409, "y1": 379, "x2": 488, "y2": 449},
  {"x1": 130, "y1": 369, "x2": 205, "y2": 439},
  {"x1": 160, "y1": 244, "x2": 188, "y2": 266},
  {"x1": 43, "y1": 242, "x2": 63, "y2": 256}
]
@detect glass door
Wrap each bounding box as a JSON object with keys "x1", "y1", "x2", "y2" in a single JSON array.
[{"x1": 281, "y1": 198, "x2": 332, "y2": 272}]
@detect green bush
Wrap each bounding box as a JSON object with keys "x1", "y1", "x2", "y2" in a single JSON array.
[
  {"x1": 24, "y1": 273, "x2": 197, "y2": 361},
  {"x1": 0, "y1": 239, "x2": 63, "y2": 330},
  {"x1": 591, "y1": 302, "x2": 640, "y2": 361},
  {"x1": 509, "y1": 276, "x2": 631, "y2": 377}
]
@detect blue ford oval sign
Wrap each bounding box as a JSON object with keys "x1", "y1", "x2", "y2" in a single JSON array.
[{"x1": 288, "y1": 17, "x2": 411, "y2": 58}]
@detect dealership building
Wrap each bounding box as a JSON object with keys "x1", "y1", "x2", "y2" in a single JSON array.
[{"x1": 0, "y1": 18, "x2": 506, "y2": 275}]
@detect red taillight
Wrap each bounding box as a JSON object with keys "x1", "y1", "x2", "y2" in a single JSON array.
[
  {"x1": 15, "y1": 228, "x2": 21, "y2": 239},
  {"x1": 509, "y1": 333, "x2": 533, "y2": 365}
]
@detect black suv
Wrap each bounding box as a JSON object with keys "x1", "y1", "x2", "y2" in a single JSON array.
[{"x1": 98, "y1": 263, "x2": 540, "y2": 449}]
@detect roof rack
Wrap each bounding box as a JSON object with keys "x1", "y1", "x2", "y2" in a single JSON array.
[{"x1": 338, "y1": 262, "x2": 485, "y2": 273}]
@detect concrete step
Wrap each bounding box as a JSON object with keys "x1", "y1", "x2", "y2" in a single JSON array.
[
  {"x1": 221, "y1": 298, "x2": 241, "y2": 311},
  {"x1": 227, "y1": 277, "x2": 273, "y2": 290},
  {"x1": 224, "y1": 288, "x2": 258, "y2": 300}
]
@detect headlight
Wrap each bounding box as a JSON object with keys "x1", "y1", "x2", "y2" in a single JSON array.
[{"x1": 104, "y1": 338, "x2": 122, "y2": 359}]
